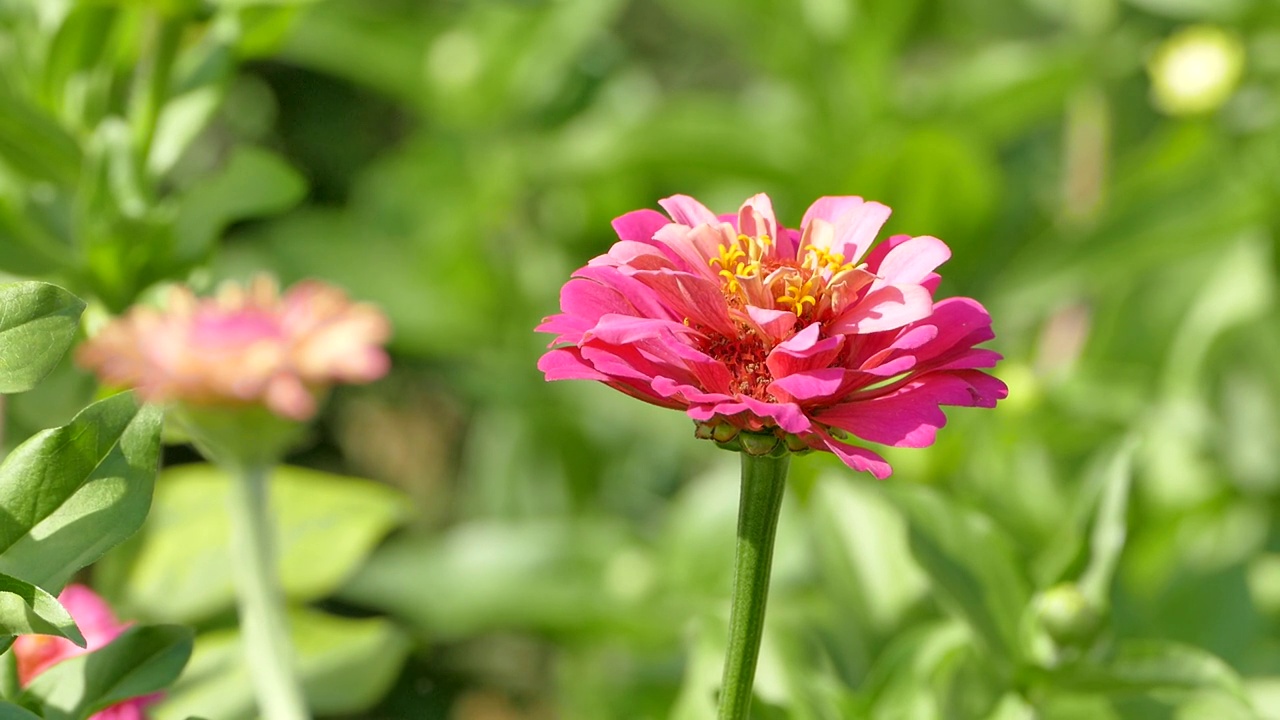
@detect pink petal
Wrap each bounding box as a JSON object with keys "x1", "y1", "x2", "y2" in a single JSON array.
[
  {"x1": 801, "y1": 196, "x2": 865, "y2": 229},
  {"x1": 766, "y1": 323, "x2": 844, "y2": 378},
  {"x1": 571, "y1": 265, "x2": 674, "y2": 322},
  {"x1": 870, "y1": 236, "x2": 951, "y2": 291},
  {"x1": 744, "y1": 305, "x2": 798, "y2": 344},
  {"x1": 659, "y1": 194, "x2": 718, "y2": 226},
  {"x1": 584, "y1": 314, "x2": 699, "y2": 345},
  {"x1": 653, "y1": 376, "x2": 733, "y2": 405},
  {"x1": 690, "y1": 397, "x2": 812, "y2": 434},
  {"x1": 611, "y1": 209, "x2": 669, "y2": 243},
  {"x1": 828, "y1": 284, "x2": 934, "y2": 334},
  {"x1": 538, "y1": 348, "x2": 611, "y2": 382},
  {"x1": 559, "y1": 277, "x2": 637, "y2": 320},
  {"x1": 737, "y1": 193, "x2": 778, "y2": 243},
  {"x1": 811, "y1": 429, "x2": 892, "y2": 479},
  {"x1": 629, "y1": 269, "x2": 736, "y2": 336},
  {"x1": 767, "y1": 367, "x2": 845, "y2": 402},
  {"x1": 588, "y1": 241, "x2": 673, "y2": 270},
  {"x1": 817, "y1": 371, "x2": 1006, "y2": 449},
  {"x1": 832, "y1": 201, "x2": 892, "y2": 265}
]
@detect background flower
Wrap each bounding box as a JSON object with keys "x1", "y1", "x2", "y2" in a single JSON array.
[{"x1": 77, "y1": 277, "x2": 392, "y2": 422}]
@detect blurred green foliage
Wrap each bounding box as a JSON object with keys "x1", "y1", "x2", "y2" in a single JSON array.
[{"x1": 4, "y1": 0, "x2": 1280, "y2": 717}]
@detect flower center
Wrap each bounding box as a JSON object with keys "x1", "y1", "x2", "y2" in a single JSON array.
[
  {"x1": 709, "y1": 233, "x2": 862, "y2": 318},
  {"x1": 704, "y1": 327, "x2": 773, "y2": 400}
]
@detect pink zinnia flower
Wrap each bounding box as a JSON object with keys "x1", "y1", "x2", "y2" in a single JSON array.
[
  {"x1": 77, "y1": 276, "x2": 391, "y2": 421},
  {"x1": 537, "y1": 194, "x2": 1007, "y2": 478},
  {"x1": 12, "y1": 585, "x2": 157, "y2": 720}
]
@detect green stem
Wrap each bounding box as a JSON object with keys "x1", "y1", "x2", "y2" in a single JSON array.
[
  {"x1": 717, "y1": 450, "x2": 790, "y2": 720},
  {"x1": 129, "y1": 12, "x2": 183, "y2": 167},
  {"x1": 228, "y1": 465, "x2": 311, "y2": 720}
]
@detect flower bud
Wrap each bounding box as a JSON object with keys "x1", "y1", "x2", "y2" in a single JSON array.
[{"x1": 1036, "y1": 583, "x2": 1103, "y2": 647}]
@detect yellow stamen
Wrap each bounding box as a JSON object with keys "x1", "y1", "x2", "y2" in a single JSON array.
[
  {"x1": 710, "y1": 243, "x2": 746, "y2": 270},
  {"x1": 777, "y1": 278, "x2": 818, "y2": 316}
]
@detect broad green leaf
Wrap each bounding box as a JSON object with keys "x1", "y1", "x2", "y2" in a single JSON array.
[
  {"x1": 1055, "y1": 640, "x2": 1248, "y2": 699},
  {"x1": 173, "y1": 146, "x2": 306, "y2": 261},
  {"x1": 115, "y1": 464, "x2": 407, "y2": 622},
  {"x1": 0, "y1": 702, "x2": 41, "y2": 720},
  {"x1": 24, "y1": 624, "x2": 194, "y2": 720},
  {"x1": 887, "y1": 484, "x2": 1030, "y2": 665},
  {"x1": 0, "y1": 573, "x2": 84, "y2": 648},
  {"x1": 153, "y1": 609, "x2": 409, "y2": 720},
  {"x1": 339, "y1": 519, "x2": 650, "y2": 641},
  {"x1": 0, "y1": 392, "x2": 163, "y2": 591},
  {"x1": 0, "y1": 282, "x2": 85, "y2": 394}
]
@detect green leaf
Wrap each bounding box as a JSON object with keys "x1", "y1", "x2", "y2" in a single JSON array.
[
  {"x1": 1077, "y1": 440, "x2": 1137, "y2": 606},
  {"x1": 113, "y1": 464, "x2": 407, "y2": 622},
  {"x1": 338, "y1": 519, "x2": 639, "y2": 640},
  {"x1": 0, "y1": 282, "x2": 85, "y2": 394},
  {"x1": 23, "y1": 624, "x2": 194, "y2": 720},
  {"x1": 153, "y1": 609, "x2": 409, "y2": 720},
  {"x1": 0, "y1": 573, "x2": 84, "y2": 647},
  {"x1": 857, "y1": 621, "x2": 975, "y2": 720},
  {"x1": 0, "y1": 702, "x2": 42, "y2": 720},
  {"x1": 173, "y1": 146, "x2": 306, "y2": 262},
  {"x1": 0, "y1": 392, "x2": 163, "y2": 591},
  {"x1": 887, "y1": 484, "x2": 1030, "y2": 665},
  {"x1": 1055, "y1": 640, "x2": 1249, "y2": 701}
]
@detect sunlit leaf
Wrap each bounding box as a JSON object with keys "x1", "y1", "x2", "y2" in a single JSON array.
[
  {"x1": 113, "y1": 464, "x2": 407, "y2": 623},
  {"x1": 0, "y1": 393, "x2": 163, "y2": 592},
  {"x1": 0, "y1": 573, "x2": 84, "y2": 648},
  {"x1": 0, "y1": 282, "x2": 85, "y2": 394}
]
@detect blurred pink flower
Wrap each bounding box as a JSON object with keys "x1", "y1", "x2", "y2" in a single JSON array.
[
  {"x1": 12, "y1": 585, "x2": 156, "y2": 720},
  {"x1": 78, "y1": 276, "x2": 391, "y2": 421},
  {"x1": 537, "y1": 194, "x2": 1007, "y2": 478}
]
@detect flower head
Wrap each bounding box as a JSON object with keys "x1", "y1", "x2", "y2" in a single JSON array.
[
  {"x1": 78, "y1": 276, "x2": 391, "y2": 422},
  {"x1": 12, "y1": 585, "x2": 157, "y2": 720},
  {"x1": 536, "y1": 194, "x2": 1007, "y2": 478}
]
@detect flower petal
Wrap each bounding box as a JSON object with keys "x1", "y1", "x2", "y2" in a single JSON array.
[
  {"x1": 811, "y1": 429, "x2": 892, "y2": 479},
  {"x1": 690, "y1": 396, "x2": 812, "y2": 434},
  {"x1": 767, "y1": 367, "x2": 845, "y2": 403},
  {"x1": 832, "y1": 200, "x2": 892, "y2": 264},
  {"x1": 628, "y1": 269, "x2": 736, "y2": 336},
  {"x1": 801, "y1": 196, "x2": 865, "y2": 229},
  {"x1": 817, "y1": 371, "x2": 1007, "y2": 448},
  {"x1": 538, "y1": 347, "x2": 612, "y2": 382},
  {"x1": 611, "y1": 209, "x2": 669, "y2": 243},
  {"x1": 583, "y1": 314, "x2": 699, "y2": 345},
  {"x1": 744, "y1": 305, "x2": 798, "y2": 344},
  {"x1": 659, "y1": 194, "x2": 718, "y2": 226},
  {"x1": 828, "y1": 284, "x2": 934, "y2": 335},
  {"x1": 870, "y1": 235, "x2": 951, "y2": 291},
  {"x1": 766, "y1": 322, "x2": 843, "y2": 378}
]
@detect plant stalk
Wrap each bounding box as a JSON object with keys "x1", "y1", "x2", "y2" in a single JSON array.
[
  {"x1": 717, "y1": 450, "x2": 790, "y2": 720},
  {"x1": 228, "y1": 465, "x2": 311, "y2": 720}
]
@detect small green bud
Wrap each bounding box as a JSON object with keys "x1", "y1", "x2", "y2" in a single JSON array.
[{"x1": 1036, "y1": 583, "x2": 1103, "y2": 648}]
